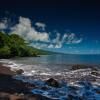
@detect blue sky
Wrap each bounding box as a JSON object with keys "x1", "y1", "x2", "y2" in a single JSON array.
[{"x1": 0, "y1": 0, "x2": 100, "y2": 54}]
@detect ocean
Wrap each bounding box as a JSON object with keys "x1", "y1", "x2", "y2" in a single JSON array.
[
  {"x1": 10, "y1": 54, "x2": 100, "y2": 65},
  {"x1": 0, "y1": 54, "x2": 100, "y2": 99},
  {"x1": 0, "y1": 54, "x2": 100, "y2": 77}
]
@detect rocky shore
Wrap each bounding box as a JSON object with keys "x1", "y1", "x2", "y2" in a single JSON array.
[
  {"x1": 0, "y1": 64, "x2": 100, "y2": 100},
  {"x1": 0, "y1": 64, "x2": 52, "y2": 100}
]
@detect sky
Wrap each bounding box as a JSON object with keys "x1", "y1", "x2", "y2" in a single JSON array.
[{"x1": 0, "y1": 0, "x2": 100, "y2": 54}]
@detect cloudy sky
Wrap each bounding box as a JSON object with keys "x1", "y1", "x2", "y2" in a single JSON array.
[{"x1": 0, "y1": 0, "x2": 100, "y2": 54}]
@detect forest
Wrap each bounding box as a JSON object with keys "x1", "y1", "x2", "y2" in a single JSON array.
[{"x1": 0, "y1": 32, "x2": 49, "y2": 58}]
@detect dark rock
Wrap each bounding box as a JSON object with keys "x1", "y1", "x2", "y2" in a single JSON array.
[
  {"x1": 71, "y1": 64, "x2": 88, "y2": 70},
  {"x1": 0, "y1": 73, "x2": 34, "y2": 94},
  {"x1": 16, "y1": 98, "x2": 28, "y2": 100},
  {"x1": 45, "y1": 78, "x2": 60, "y2": 88},
  {"x1": 93, "y1": 87, "x2": 100, "y2": 94},
  {"x1": 68, "y1": 86, "x2": 79, "y2": 91},
  {"x1": 0, "y1": 96, "x2": 10, "y2": 100},
  {"x1": 67, "y1": 94, "x2": 75, "y2": 100},
  {"x1": 41, "y1": 86, "x2": 49, "y2": 90},
  {"x1": 91, "y1": 71, "x2": 100, "y2": 76},
  {"x1": 96, "y1": 90, "x2": 100, "y2": 94},
  {"x1": 15, "y1": 69, "x2": 24, "y2": 75}
]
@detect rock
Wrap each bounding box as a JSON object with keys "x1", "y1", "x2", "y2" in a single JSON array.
[
  {"x1": 15, "y1": 69, "x2": 24, "y2": 75},
  {"x1": 68, "y1": 86, "x2": 79, "y2": 91},
  {"x1": 96, "y1": 90, "x2": 100, "y2": 94},
  {"x1": 91, "y1": 71, "x2": 100, "y2": 76},
  {"x1": 71, "y1": 64, "x2": 88, "y2": 70},
  {"x1": 0, "y1": 64, "x2": 15, "y2": 75},
  {"x1": 0, "y1": 96, "x2": 10, "y2": 100},
  {"x1": 67, "y1": 94, "x2": 81, "y2": 100},
  {"x1": 41, "y1": 86, "x2": 49, "y2": 90},
  {"x1": 0, "y1": 73, "x2": 34, "y2": 94},
  {"x1": 45, "y1": 78, "x2": 60, "y2": 88}
]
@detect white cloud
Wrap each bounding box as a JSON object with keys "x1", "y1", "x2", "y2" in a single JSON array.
[
  {"x1": 31, "y1": 43, "x2": 47, "y2": 49},
  {"x1": 51, "y1": 33, "x2": 62, "y2": 48},
  {"x1": 72, "y1": 38, "x2": 83, "y2": 44},
  {"x1": 11, "y1": 17, "x2": 49, "y2": 42},
  {"x1": 0, "y1": 18, "x2": 8, "y2": 30},
  {"x1": 63, "y1": 33, "x2": 82, "y2": 44},
  {"x1": 0, "y1": 16, "x2": 83, "y2": 49},
  {"x1": 48, "y1": 44, "x2": 54, "y2": 48},
  {"x1": 53, "y1": 33, "x2": 60, "y2": 43},
  {"x1": 62, "y1": 34, "x2": 68, "y2": 42},
  {"x1": 49, "y1": 32, "x2": 82, "y2": 48},
  {"x1": 35, "y1": 22, "x2": 46, "y2": 30},
  {"x1": 55, "y1": 43, "x2": 62, "y2": 48}
]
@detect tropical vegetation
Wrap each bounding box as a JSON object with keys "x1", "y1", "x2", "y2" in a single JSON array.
[{"x1": 0, "y1": 32, "x2": 49, "y2": 58}]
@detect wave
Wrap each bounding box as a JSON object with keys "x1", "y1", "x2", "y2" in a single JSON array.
[
  {"x1": 0, "y1": 59, "x2": 100, "y2": 83},
  {"x1": 0, "y1": 59, "x2": 100, "y2": 99}
]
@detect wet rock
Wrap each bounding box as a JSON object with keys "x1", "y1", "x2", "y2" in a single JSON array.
[
  {"x1": 93, "y1": 87, "x2": 100, "y2": 94},
  {"x1": 0, "y1": 96, "x2": 10, "y2": 100},
  {"x1": 0, "y1": 73, "x2": 34, "y2": 94},
  {"x1": 91, "y1": 71, "x2": 100, "y2": 76},
  {"x1": 68, "y1": 86, "x2": 79, "y2": 91},
  {"x1": 96, "y1": 90, "x2": 100, "y2": 94},
  {"x1": 41, "y1": 86, "x2": 49, "y2": 90},
  {"x1": 15, "y1": 69, "x2": 24, "y2": 75},
  {"x1": 91, "y1": 67, "x2": 98, "y2": 71},
  {"x1": 16, "y1": 98, "x2": 28, "y2": 100},
  {"x1": 71, "y1": 64, "x2": 89, "y2": 70},
  {"x1": 45, "y1": 78, "x2": 60, "y2": 87},
  {"x1": 67, "y1": 93, "x2": 82, "y2": 100},
  {"x1": 0, "y1": 64, "x2": 14, "y2": 75}
]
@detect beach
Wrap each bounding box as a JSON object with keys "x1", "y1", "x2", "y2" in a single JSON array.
[
  {"x1": 0, "y1": 57, "x2": 100, "y2": 100},
  {"x1": 0, "y1": 64, "x2": 53, "y2": 100}
]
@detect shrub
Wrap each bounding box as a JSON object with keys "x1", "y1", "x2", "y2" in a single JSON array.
[{"x1": 0, "y1": 46, "x2": 11, "y2": 58}]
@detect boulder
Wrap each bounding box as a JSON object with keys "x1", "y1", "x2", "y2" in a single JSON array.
[
  {"x1": 91, "y1": 71, "x2": 100, "y2": 76},
  {"x1": 71, "y1": 64, "x2": 88, "y2": 70},
  {"x1": 45, "y1": 78, "x2": 60, "y2": 88},
  {"x1": 15, "y1": 69, "x2": 24, "y2": 75}
]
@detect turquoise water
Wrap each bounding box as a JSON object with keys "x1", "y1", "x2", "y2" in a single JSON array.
[
  {"x1": 1, "y1": 54, "x2": 100, "y2": 99},
  {"x1": 11, "y1": 54, "x2": 100, "y2": 65},
  {"x1": 7, "y1": 54, "x2": 100, "y2": 75}
]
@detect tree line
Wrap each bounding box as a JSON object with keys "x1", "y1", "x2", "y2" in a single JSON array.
[{"x1": 0, "y1": 32, "x2": 49, "y2": 58}]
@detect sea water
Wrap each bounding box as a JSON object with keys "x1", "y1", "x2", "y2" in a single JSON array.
[{"x1": 0, "y1": 54, "x2": 100, "y2": 99}]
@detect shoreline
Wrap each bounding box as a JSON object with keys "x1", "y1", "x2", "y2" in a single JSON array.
[
  {"x1": 0, "y1": 64, "x2": 15, "y2": 75},
  {"x1": 0, "y1": 62, "x2": 100, "y2": 100},
  {"x1": 0, "y1": 64, "x2": 52, "y2": 100},
  {"x1": 0, "y1": 60, "x2": 100, "y2": 84}
]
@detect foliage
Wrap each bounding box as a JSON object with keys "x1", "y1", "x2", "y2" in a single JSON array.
[
  {"x1": 0, "y1": 45, "x2": 11, "y2": 58},
  {"x1": 0, "y1": 32, "x2": 49, "y2": 58}
]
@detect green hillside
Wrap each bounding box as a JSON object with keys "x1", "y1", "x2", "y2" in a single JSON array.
[{"x1": 0, "y1": 32, "x2": 52, "y2": 58}]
